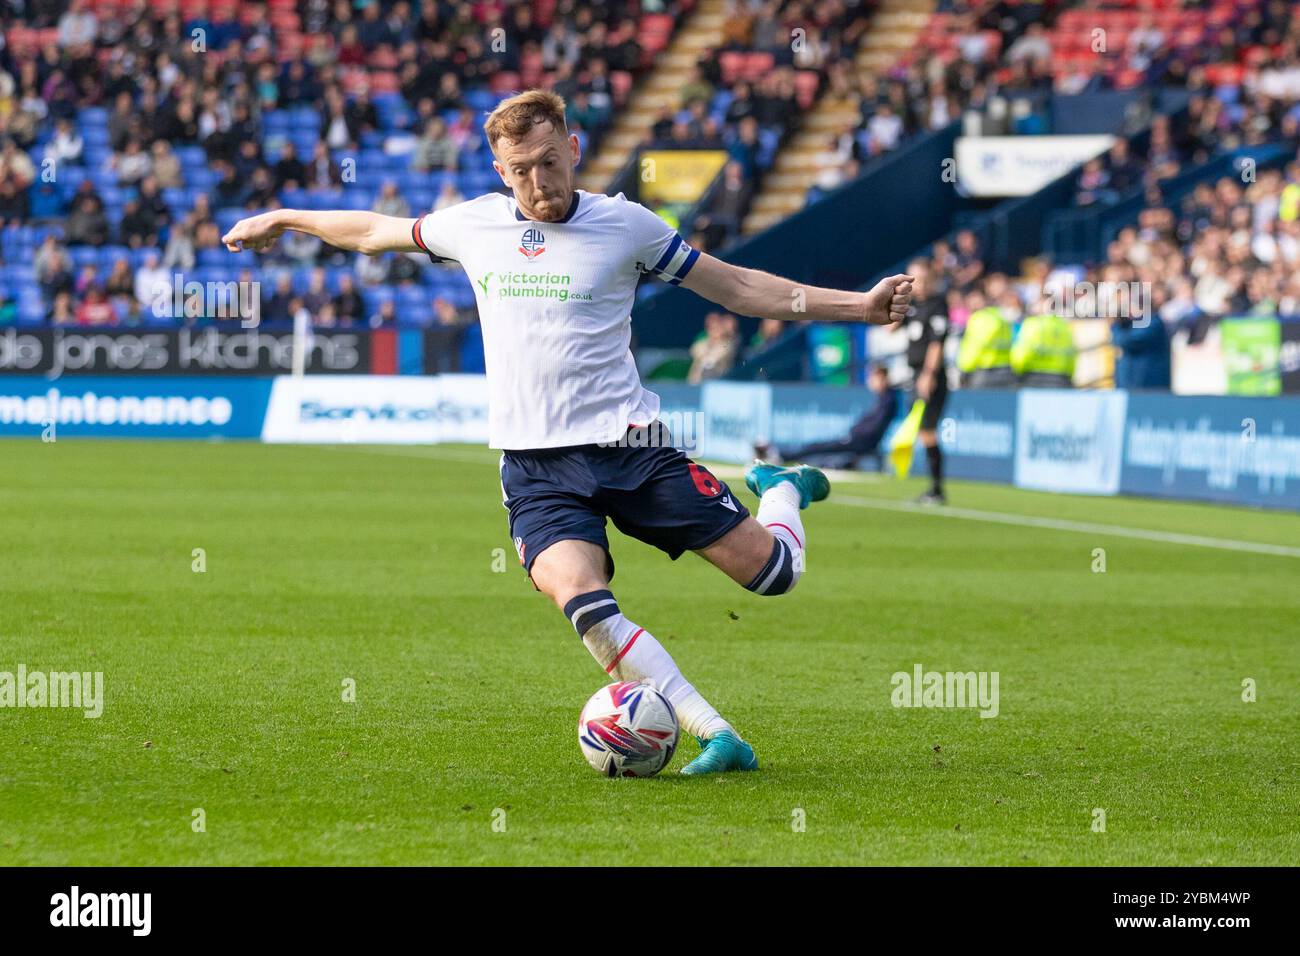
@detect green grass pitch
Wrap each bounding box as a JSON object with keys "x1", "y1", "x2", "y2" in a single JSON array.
[{"x1": 1, "y1": 438, "x2": 1297, "y2": 866}]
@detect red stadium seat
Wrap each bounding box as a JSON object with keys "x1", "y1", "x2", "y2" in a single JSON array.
[
  {"x1": 370, "y1": 71, "x2": 400, "y2": 94},
  {"x1": 638, "y1": 13, "x2": 674, "y2": 54},
  {"x1": 1205, "y1": 62, "x2": 1245, "y2": 86},
  {"x1": 743, "y1": 52, "x2": 775, "y2": 80},
  {"x1": 368, "y1": 46, "x2": 399, "y2": 69},
  {"x1": 719, "y1": 51, "x2": 745, "y2": 85}
]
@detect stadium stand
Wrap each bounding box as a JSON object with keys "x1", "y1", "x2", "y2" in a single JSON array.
[
  {"x1": 0, "y1": 0, "x2": 689, "y2": 351},
  {"x1": 7, "y1": 0, "x2": 1300, "y2": 393}
]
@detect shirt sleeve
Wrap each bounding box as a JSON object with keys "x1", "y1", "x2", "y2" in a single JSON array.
[
  {"x1": 411, "y1": 203, "x2": 464, "y2": 263},
  {"x1": 620, "y1": 194, "x2": 700, "y2": 285}
]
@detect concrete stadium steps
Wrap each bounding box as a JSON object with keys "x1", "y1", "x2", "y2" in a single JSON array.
[
  {"x1": 576, "y1": 0, "x2": 729, "y2": 193},
  {"x1": 856, "y1": 0, "x2": 935, "y2": 71},
  {"x1": 740, "y1": 0, "x2": 935, "y2": 236},
  {"x1": 740, "y1": 105, "x2": 862, "y2": 234}
]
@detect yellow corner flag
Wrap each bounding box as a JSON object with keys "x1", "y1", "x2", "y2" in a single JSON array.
[{"x1": 889, "y1": 400, "x2": 926, "y2": 478}]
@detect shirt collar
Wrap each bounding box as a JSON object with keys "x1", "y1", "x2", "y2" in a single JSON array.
[{"x1": 514, "y1": 190, "x2": 580, "y2": 223}]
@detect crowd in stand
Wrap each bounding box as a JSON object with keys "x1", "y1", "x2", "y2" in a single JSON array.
[
  {"x1": 0, "y1": 0, "x2": 681, "y2": 335},
  {"x1": 8, "y1": 0, "x2": 1300, "y2": 394},
  {"x1": 892, "y1": 139, "x2": 1300, "y2": 393}
]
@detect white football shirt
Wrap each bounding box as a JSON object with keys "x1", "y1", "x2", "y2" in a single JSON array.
[{"x1": 411, "y1": 189, "x2": 700, "y2": 450}]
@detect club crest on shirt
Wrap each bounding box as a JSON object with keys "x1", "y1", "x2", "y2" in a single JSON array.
[{"x1": 518, "y1": 228, "x2": 546, "y2": 259}]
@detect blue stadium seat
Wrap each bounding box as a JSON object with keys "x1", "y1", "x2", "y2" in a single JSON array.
[
  {"x1": 306, "y1": 189, "x2": 343, "y2": 209},
  {"x1": 82, "y1": 146, "x2": 112, "y2": 169},
  {"x1": 325, "y1": 267, "x2": 353, "y2": 293},
  {"x1": 197, "y1": 248, "x2": 238, "y2": 268},
  {"x1": 398, "y1": 282, "x2": 429, "y2": 301},
  {"x1": 58, "y1": 167, "x2": 89, "y2": 196},
  {"x1": 18, "y1": 298, "x2": 48, "y2": 325},
  {"x1": 394, "y1": 169, "x2": 426, "y2": 193},
  {"x1": 339, "y1": 191, "x2": 374, "y2": 211},
  {"x1": 288, "y1": 107, "x2": 319, "y2": 128},
  {"x1": 130, "y1": 247, "x2": 163, "y2": 268},
  {"x1": 175, "y1": 145, "x2": 207, "y2": 168},
  {"x1": 385, "y1": 105, "x2": 415, "y2": 131},
  {"x1": 464, "y1": 90, "x2": 498, "y2": 113},
  {"x1": 214, "y1": 208, "x2": 246, "y2": 233},
  {"x1": 69, "y1": 246, "x2": 99, "y2": 268},
  {"x1": 88, "y1": 167, "x2": 117, "y2": 190},
  {"x1": 188, "y1": 169, "x2": 220, "y2": 190},
  {"x1": 289, "y1": 270, "x2": 315, "y2": 295}
]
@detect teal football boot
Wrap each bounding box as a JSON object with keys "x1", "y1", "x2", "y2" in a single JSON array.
[
  {"x1": 679, "y1": 729, "x2": 760, "y2": 776},
  {"x1": 744, "y1": 460, "x2": 830, "y2": 509}
]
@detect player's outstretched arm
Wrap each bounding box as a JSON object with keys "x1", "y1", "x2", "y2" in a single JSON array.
[
  {"x1": 222, "y1": 209, "x2": 421, "y2": 256},
  {"x1": 680, "y1": 250, "x2": 913, "y2": 325}
]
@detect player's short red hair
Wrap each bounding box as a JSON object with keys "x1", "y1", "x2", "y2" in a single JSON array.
[{"x1": 483, "y1": 89, "x2": 569, "y2": 156}]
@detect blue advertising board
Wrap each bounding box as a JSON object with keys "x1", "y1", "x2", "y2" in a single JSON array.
[
  {"x1": 2, "y1": 371, "x2": 1297, "y2": 511},
  {"x1": 1121, "y1": 393, "x2": 1300, "y2": 510},
  {"x1": 0, "y1": 376, "x2": 273, "y2": 439},
  {"x1": 923, "y1": 389, "x2": 1019, "y2": 484}
]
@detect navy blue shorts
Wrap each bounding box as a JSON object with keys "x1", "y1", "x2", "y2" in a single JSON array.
[{"x1": 499, "y1": 422, "x2": 751, "y2": 582}]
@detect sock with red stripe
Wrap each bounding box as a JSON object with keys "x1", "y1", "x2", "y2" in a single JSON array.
[
  {"x1": 563, "y1": 590, "x2": 732, "y2": 739},
  {"x1": 749, "y1": 482, "x2": 805, "y2": 595}
]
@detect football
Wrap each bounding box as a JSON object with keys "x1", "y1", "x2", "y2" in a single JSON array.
[{"x1": 577, "y1": 680, "x2": 680, "y2": 778}]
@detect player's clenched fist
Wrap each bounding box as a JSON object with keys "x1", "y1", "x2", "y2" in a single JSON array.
[
  {"x1": 861, "y1": 273, "x2": 915, "y2": 325},
  {"x1": 223, "y1": 211, "x2": 286, "y2": 253}
]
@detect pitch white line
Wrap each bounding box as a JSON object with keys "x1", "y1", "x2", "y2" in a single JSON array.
[
  {"x1": 314, "y1": 444, "x2": 501, "y2": 464},
  {"x1": 831, "y1": 494, "x2": 1300, "y2": 559},
  {"x1": 316, "y1": 447, "x2": 1300, "y2": 558}
]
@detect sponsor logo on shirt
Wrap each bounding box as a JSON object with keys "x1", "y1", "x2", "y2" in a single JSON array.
[{"x1": 475, "y1": 270, "x2": 593, "y2": 303}]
